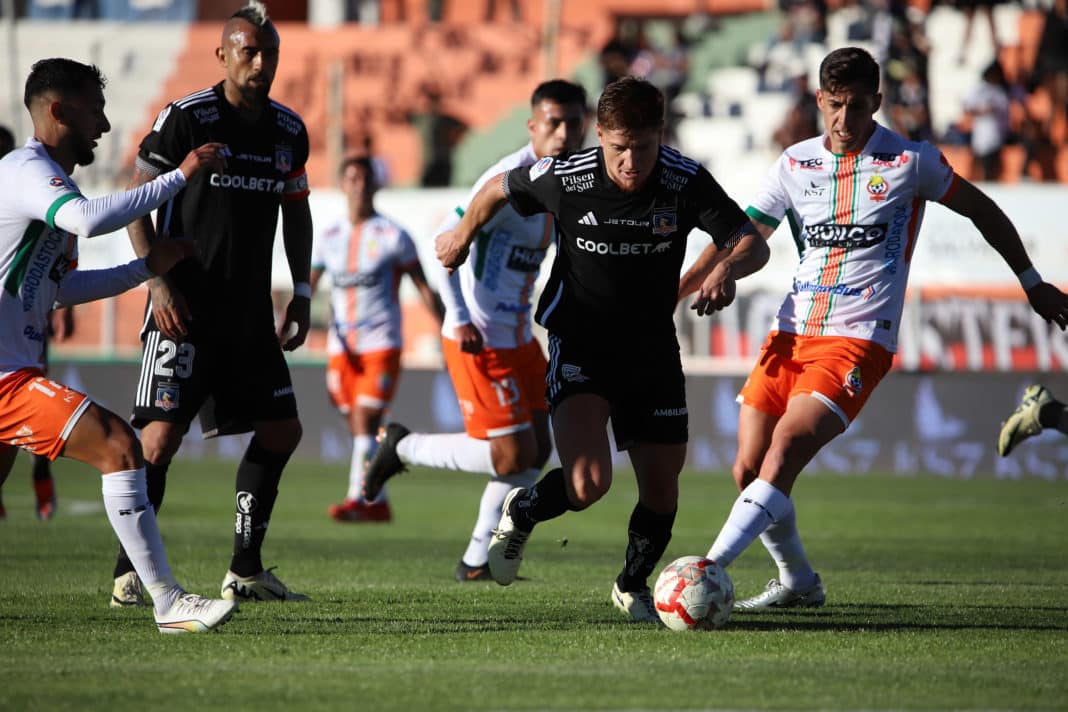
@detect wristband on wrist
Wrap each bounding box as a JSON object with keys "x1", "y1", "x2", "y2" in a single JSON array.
[
  {"x1": 293, "y1": 281, "x2": 312, "y2": 299},
  {"x1": 1017, "y1": 267, "x2": 1042, "y2": 291}
]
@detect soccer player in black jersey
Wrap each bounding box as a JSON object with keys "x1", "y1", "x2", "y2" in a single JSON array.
[
  {"x1": 437, "y1": 77, "x2": 771, "y2": 622},
  {"x1": 110, "y1": 1, "x2": 313, "y2": 605}
]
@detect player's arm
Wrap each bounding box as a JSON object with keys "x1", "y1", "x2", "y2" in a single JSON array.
[
  {"x1": 679, "y1": 221, "x2": 774, "y2": 304},
  {"x1": 49, "y1": 305, "x2": 75, "y2": 342},
  {"x1": 55, "y1": 240, "x2": 198, "y2": 307},
  {"x1": 435, "y1": 172, "x2": 510, "y2": 272},
  {"x1": 51, "y1": 143, "x2": 225, "y2": 238},
  {"x1": 309, "y1": 266, "x2": 325, "y2": 294},
  {"x1": 279, "y1": 196, "x2": 314, "y2": 351},
  {"x1": 406, "y1": 261, "x2": 446, "y2": 328},
  {"x1": 941, "y1": 178, "x2": 1068, "y2": 329}
]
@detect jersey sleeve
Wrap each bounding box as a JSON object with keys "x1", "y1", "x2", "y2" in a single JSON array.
[
  {"x1": 504, "y1": 157, "x2": 560, "y2": 217},
  {"x1": 744, "y1": 153, "x2": 790, "y2": 229},
  {"x1": 14, "y1": 155, "x2": 82, "y2": 229},
  {"x1": 282, "y1": 116, "x2": 311, "y2": 202},
  {"x1": 917, "y1": 142, "x2": 958, "y2": 202},
  {"x1": 137, "y1": 102, "x2": 194, "y2": 175},
  {"x1": 692, "y1": 166, "x2": 751, "y2": 249}
]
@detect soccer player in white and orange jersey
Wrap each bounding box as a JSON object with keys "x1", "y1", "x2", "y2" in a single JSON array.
[
  {"x1": 680, "y1": 47, "x2": 1068, "y2": 610},
  {"x1": 363, "y1": 80, "x2": 589, "y2": 582},
  {"x1": 311, "y1": 155, "x2": 442, "y2": 522},
  {"x1": 0, "y1": 57, "x2": 237, "y2": 633}
]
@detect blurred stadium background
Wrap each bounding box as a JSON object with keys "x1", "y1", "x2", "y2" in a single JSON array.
[{"x1": 0, "y1": 0, "x2": 1064, "y2": 476}]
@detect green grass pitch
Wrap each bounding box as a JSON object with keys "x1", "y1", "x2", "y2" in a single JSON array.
[{"x1": 1, "y1": 457, "x2": 1065, "y2": 710}]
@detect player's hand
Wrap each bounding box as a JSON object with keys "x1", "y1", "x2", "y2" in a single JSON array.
[
  {"x1": 278, "y1": 296, "x2": 311, "y2": 351},
  {"x1": 1026, "y1": 282, "x2": 1068, "y2": 330},
  {"x1": 454, "y1": 323, "x2": 484, "y2": 354},
  {"x1": 49, "y1": 306, "x2": 75, "y2": 342},
  {"x1": 690, "y1": 263, "x2": 737, "y2": 316},
  {"x1": 178, "y1": 142, "x2": 228, "y2": 179},
  {"x1": 148, "y1": 273, "x2": 193, "y2": 339},
  {"x1": 435, "y1": 229, "x2": 471, "y2": 273}
]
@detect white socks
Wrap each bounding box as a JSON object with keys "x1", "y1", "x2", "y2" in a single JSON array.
[
  {"x1": 707, "y1": 478, "x2": 793, "y2": 568},
  {"x1": 346, "y1": 434, "x2": 377, "y2": 502},
  {"x1": 101, "y1": 469, "x2": 181, "y2": 613},
  {"x1": 759, "y1": 505, "x2": 817, "y2": 592},
  {"x1": 462, "y1": 468, "x2": 540, "y2": 567},
  {"x1": 396, "y1": 432, "x2": 495, "y2": 475}
]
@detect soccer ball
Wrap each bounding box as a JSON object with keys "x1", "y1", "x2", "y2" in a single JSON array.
[{"x1": 653, "y1": 556, "x2": 734, "y2": 631}]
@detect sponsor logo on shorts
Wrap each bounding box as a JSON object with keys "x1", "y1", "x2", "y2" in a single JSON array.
[
  {"x1": 844, "y1": 366, "x2": 863, "y2": 396},
  {"x1": 273, "y1": 386, "x2": 294, "y2": 398},
  {"x1": 560, "y1": 364, "x2": 589, "y2": 383},
  {"x1": 155, "y1": 382, "x2": 180, "y2": 411},
  {"x1": 653, "y1": 407, "x2": 687, "y2": 417}
]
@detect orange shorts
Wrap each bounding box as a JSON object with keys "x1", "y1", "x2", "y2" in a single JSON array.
[
  {"x1": 442, "y1": 337, "x2": 549, "y2": 439},
  {"x1": 0, "y1": 368, "x2": 91, "y2": 460},
  {"x1": 326, "y1": 348, "x2": 402, "y2": 413},
  {"x1": 738, "y1": 331, "x2": 893, "y2": 426}
]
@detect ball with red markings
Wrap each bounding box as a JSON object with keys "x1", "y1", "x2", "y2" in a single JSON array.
[{"x1": 653, "y1": 556, "x2": 734, "y2": 631}]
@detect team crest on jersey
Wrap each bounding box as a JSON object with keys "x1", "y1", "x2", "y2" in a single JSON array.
[
  {"x1": 529, "y1": 156, "x2": 553, "y2": 181},
  {"x1": 843, "y1": 367, "x2": 863, "y2": 396},
  {"x1": 154, "y1": 382, "x2": 180, "y2": 411},
  {"x1": 867, "y1": 175, "x2": 889, "y2": 201},
  {"x1": 274, "y1": 146, "x2": 293, "y2": 174},
  {"x1": 652, "y1": 209, "x2": 677, "y2": 236}
]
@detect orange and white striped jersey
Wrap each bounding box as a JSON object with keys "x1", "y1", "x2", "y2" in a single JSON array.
[
  {"x1": 746, "y1": 123, "x2": 958, "y2": 352},
  {"x1": 312, "y1": 213, "x2": 418, "y2": 355}
]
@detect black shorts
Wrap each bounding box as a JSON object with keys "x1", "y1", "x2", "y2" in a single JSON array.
[
  {"x1": 545, "y1": 331, "x2": 688, "y2": 450},
  {"x1": 131, "y1": 313, "x2": 298, "y2": 437}
]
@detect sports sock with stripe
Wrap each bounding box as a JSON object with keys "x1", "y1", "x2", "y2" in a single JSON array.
[
  {"x1": 113, "y1": 461, "x2": 167, "y2": 578},
  {"x1": 396, "y1": 432, "x2": 495, "y2": 475},
  {"x1": 463, "y1": 468, "x2": 539, "y2": 567},
  {"x1": 707, "y1": 478, "x2": 792, "y2": 567},
  {"x1": 230, "y1": 438, "x2": 290, "y2": 577}
]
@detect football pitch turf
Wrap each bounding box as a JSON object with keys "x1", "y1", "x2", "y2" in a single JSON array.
[{"x1": 1, "y1": 458, "x2": 1065, "y2": 711}]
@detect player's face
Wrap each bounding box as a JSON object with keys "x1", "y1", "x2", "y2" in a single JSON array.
[
  {"x1": 218, "y1": 19, "x2": 280, "y2": 104},
  {"x1": 341, "y1": 162, "x2": 376, "y2": 213},
  {"x1": 528, "y1": 99, "x2": 587, "y2": 159},
  {"x1": 817, "y1": 84, "x2": 881, "y2": 154},
  {"x1": 597, "y1": 125, "x2": 660, "y2": 193},
  {"x1": 63, "y1": 85, "x2": 110, "y2": 167}
]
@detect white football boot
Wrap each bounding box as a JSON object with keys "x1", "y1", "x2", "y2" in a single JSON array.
[
  {"x1": 487, "y1": 488, "x2": 531, "y2": 586},
  {"x1": 998, "y1": 385, "x2": 1055, "y2": 456},
  {"x1": 611, "y1": 582, "x2": 661, "y2": 624},
  {"x1": 155, "y1": 593, "x2": 238, "y2": 634},
  {"x1": 221, "y1": 567, "x2": 310, "y2": 602},
  {"x1": 733, "y1": 574, "x2": 825, "y2": 611}
]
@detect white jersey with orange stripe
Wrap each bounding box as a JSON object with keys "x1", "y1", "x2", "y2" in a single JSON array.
[
  {"x1": 311, "y1": 213, "x2": 419, "y2": 355},
  {"x1": 746, "y1": 124, "x2": 957, "y2": 352},
  {"x1": 435, "y1": 143, "x2": 554, "y2": 349}
]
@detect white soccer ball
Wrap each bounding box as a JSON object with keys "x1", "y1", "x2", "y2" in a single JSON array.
[{"x1": 653, "y1": 555, "x2": 734, "y2": 631}]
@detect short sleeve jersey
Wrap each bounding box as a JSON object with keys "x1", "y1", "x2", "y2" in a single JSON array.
[
  {"x1": 137, "y1": 83, "x2": 310, "y2": 318},
  {"x1": 505, "y1": 145, "x2": 749, "y2": 340},
  {"x1": 438, "y1": 143, "x2": 554, "y2": 349},
  {"x1": 0, "y1": 140, "x2": 80, "y2": 377},
  {"x1": 312, "y1": 213, "x2": 418, "y2": 355},
  {"x1": 746, "y1": 123, "x2": 958, "y2": 352}
]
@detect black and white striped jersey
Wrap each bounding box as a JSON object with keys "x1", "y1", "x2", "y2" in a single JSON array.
[
  {"x1": 136, "y1": 82, "x2": 310, "y2": 318},
  {"x1": 505, "y1": 145, "x2": 749, "y2": 339}
]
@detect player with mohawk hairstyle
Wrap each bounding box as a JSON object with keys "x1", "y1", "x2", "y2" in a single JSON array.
[{"x1": 108, "y1": 0, "x2": 314, "y2": 606}]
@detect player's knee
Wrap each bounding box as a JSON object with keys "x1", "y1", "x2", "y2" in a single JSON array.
[
  {"x1": 570, "y1": 465, "x2": 610, "y2": 506},
  {"x1": 101, "y1": 419, "x2": 143, "y2": 472},
  {"x1": 140, "y1": 427, "x2": 183, "y2": 465},
  {"x1": 260, "y1": 420, "x2": 302, "y2": 453}
]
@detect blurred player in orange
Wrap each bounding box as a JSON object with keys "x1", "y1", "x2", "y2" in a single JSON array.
[
  {"x1": 684, "y1": 47, "x2": 1068, "y2": 610},
  {"x1": 363, "y1": 80, "x2": 589, "y2": 581},
  {"x1": 311, "y1": 154, "x2": 442, "y2": 522}
]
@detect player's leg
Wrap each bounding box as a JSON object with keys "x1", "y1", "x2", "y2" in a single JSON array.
[
  {"x1": 998, "y1": 385, "x2": 1068, "y2": 456},
  {"x1": 611, "y1": 440, "x2": 687, "y2": 623},
  {"x1": 60, "y1": 399, "x2": 235, "y2": 632},
  {"x1": 0, "y1": 444, "x2": 15, "y2": 518},
  {"x1": 31, "y1": 454, "x2": 56, "y2": 520}
]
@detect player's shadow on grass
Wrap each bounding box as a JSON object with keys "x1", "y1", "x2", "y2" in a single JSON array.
[{"x1": 724, "y1": 605, "x2": 1068, "y2": 633}]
